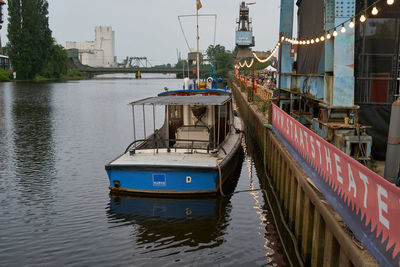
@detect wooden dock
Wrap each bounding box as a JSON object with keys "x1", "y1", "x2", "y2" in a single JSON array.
[{"x1": 232, "y1": 79, "x2": 378, "y2": 266}]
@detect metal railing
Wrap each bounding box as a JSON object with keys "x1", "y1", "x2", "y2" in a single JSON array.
[{"x1": 124, "y1": 138, "x2": 226, "y2": 155}]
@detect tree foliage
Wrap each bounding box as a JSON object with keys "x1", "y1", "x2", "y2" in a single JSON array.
[
  {"x1": 205, "y1": 44, "x2": 233, "y2": 78},
  {"x1": 206, "y1": 44, "x2": 226, "y2": 67},
  {"x1": 41, "y1": 42, "x2": 69, "y2": 78},
  {"x1": 7, "y1": 0, "x2": 65, "y2": 80}
]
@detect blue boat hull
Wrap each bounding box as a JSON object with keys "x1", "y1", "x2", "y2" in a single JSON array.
[
  {"x1": 106, "y1": 147, "x2": 241, "y2": 196},
  {"x1": 107, "y1": 168, "x2": 219, "y2": 194}
]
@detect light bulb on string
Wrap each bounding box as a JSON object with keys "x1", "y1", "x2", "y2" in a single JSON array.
[
  {"x1": 333, "y1": 30, "x2": 338, "y2": 37},
  {"x1": 281, "y1": 36, "x2": 285, "y2": 41},
  {"x1": 306, "y1": 40, "x2": 310, "y2": 44},
  {"x1": 311, "y1": 39, "x2": 315, "y2": 44},
  {"x1": 360, "y1": 14, "x2": 366, "y2": 22},
  {"x1": 320, "y1": 36, "x2": 325, "y2": 41},
  {"x1": 341, "y1": 25, "x2": 346, "y2": 33},
  {"x1": 316, "y1": 37, "x2": 320, "y2": 43},
  {"x1": 387, "y1": 0, "x2": 394, "y2": 5},
  {"x1": 349, "y1": 20, "x2": 355, "y2": 28},
  {"x1": 371, "y1": 6, "x2": 378, "y2": 15},
  {"x1": 327, "y1": 33, "x2": 331, "y2": 39}
]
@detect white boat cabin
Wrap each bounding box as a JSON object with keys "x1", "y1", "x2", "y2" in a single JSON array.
[{"x1": 129, "y1": 95, "x2": 233, "y2": 152}]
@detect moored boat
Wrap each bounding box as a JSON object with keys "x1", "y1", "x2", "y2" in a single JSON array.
[{"x1": 105, "y1": 87, "x2": 243, "y2": 196}]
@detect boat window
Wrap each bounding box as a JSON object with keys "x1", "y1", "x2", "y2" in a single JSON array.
[
  {"x1": 169, "y1": 105, "x2": 183, "y2": 119},
  {"x1": 219, "y1": 105, "x2": 227, "y2": 118}
]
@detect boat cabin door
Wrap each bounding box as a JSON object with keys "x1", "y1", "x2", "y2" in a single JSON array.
[{"x1": 168, "y1": 105, "x2": 183, "y2": 145}]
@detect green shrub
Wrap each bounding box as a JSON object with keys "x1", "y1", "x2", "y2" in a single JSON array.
[
  {"x1": 67, "y1": 70, "x2": 84, "y2": 78},
  {"x1": 0, "y1": 69, "x2": 11, "y2": 82}
]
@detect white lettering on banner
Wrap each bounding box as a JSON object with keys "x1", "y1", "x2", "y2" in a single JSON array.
[
  {"x1": 324, "y1": 146, "x2": 333, "y2": 175},
  {"x1": 310, "y1": 135, "x2": 316, "y2": 159},
  {"x1": 303, "y1": 131, "x2": 309, "y2": 153},
  {"x1": 347, "y1": 163, "x2": 357, "y2": 198},
  {"x1": 286, "y1": 118, "x2": 290, "y2": 135},
  {"x1": 271, "y1": 105, "x2": 400, "y2": 262},
  {"x1": 334, "y1": 153, "x2": 343, "y2": 184},
  {"x1": 290, "y1": 121, "x2": 293, "y2": 139},
  {"x1": 377, "y1": 184, "x2": 389, "y2": 230},
  {"x1": 299, "y1": 130, "x2": 305, "y2": 149},
  {"x1": 316, "y1": 140, "x2": 322, "y2": 165},
  {"x1": 359, "y1": 171, "x2": 369, "y2": 209}
]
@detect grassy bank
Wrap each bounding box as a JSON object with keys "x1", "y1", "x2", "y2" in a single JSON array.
[{"x1": 0, "y1": 69, "x2": 87, "y2": 83}]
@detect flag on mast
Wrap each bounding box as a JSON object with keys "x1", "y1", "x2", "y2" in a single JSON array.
[{"x1": 197, "y1": 0, "x2": 202, "y2": 10}]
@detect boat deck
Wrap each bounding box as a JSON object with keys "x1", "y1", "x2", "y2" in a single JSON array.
[
  {"x1": 109, "y1": 118, "x2": 242, "y2": 169},
  {"x1": 111, "y1": 149, "x2": 218, "y2": 168}
]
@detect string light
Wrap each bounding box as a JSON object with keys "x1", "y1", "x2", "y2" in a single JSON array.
[
  {"x1": 276, "y1": 0, "x2": 397, "y2": 48},
  {"x1": 371, "y1": 6, "x2": 378, "y2": 15},
  {"x1": 249, "y1": 41, "x2": 280, "y2": 65},
  {"x1": 246, "y1": 58, "x2": 255, "y2": 68}
]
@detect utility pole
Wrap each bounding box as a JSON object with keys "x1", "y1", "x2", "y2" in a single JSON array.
[{"x1": 196, "y1": 1, "x2": 200, "y2": 88}]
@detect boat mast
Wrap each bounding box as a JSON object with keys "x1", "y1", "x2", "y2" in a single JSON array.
[{"x1": 196, "y1": 0, "x2": 200, "y2": 88}]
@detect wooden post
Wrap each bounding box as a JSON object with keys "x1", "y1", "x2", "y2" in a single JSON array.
[{"x1": 311, "y1": 211, "x2": 324, "y2": 267}]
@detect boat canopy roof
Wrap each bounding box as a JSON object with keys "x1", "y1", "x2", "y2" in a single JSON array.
[{"x1": 130, "y1": 95, "x2": 230, "y2": 106}]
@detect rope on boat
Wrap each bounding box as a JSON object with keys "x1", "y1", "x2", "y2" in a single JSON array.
[{"x1": 216, "y1": 158, "x2": 225, "y2": 197}]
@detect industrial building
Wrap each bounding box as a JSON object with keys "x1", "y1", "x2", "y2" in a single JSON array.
[{"x1": 66, "y1": 26, "x2": 116, "y2": 68}]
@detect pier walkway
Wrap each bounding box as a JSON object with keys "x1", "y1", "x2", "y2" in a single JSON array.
[{"x1": 232, "y1": 77, "x2": 400, "y2": 266}]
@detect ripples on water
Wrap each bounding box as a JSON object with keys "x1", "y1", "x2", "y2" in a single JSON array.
[{"x1": 0, "y1": 74, "x2": 288, "y2": 266}]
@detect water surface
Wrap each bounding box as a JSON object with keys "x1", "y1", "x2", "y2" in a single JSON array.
[{"x1": 0, "y1": 74, "x2": 288, "y2": 266}]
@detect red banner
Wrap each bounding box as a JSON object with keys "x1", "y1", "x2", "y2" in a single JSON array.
[{"x1": 272, "y1": 104, "x2": 400, "y2": 265}]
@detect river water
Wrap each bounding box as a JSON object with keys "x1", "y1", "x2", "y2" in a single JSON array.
[{"x1": 0, "y1": 74, "x2": 288, "y2": 266}]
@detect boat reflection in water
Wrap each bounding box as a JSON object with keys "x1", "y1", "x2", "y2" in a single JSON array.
[{"x1": 106, "y1": 151, "x2": 243, "y2": 262}]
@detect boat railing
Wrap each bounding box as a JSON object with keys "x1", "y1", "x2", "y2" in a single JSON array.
[
  {"x1": 124, "y1": 138, "x2": 226, "y2": 155},
  {"x1": 176, "y1": 124, "x2": 211, "y2": 132}
]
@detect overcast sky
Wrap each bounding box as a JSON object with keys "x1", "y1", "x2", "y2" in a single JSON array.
[{"x1": 1, "y1": 0, "x2": 285, "y2": 65}]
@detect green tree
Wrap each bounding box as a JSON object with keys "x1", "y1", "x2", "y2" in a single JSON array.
[
  {"x1": 206, "y1": 44, "x2": 226, "y2": 67},
  {"x1": 175, "y1": 59, "x2": 188, "y2": 70},
  {"x1": 214, "y1": 51, "x2": 234, "y2": 78},
  {"x1": 7, "y1": 0, "x2": 52, "y2": 79},
  {"x1": 41, "y1": 42, "x2": 69, "y2": 78}
]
